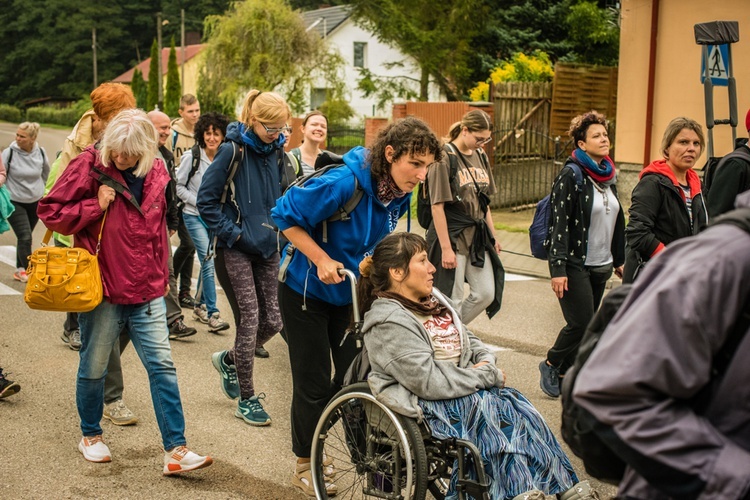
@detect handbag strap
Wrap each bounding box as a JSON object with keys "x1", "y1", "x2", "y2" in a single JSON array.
[{"x1": 40, "y1": 209, "x2": 108, "y2": 254}]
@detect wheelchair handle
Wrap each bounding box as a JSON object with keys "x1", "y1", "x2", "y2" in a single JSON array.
[{"x1": 337, "y1": 268, "x2": 359, "y2": 324}]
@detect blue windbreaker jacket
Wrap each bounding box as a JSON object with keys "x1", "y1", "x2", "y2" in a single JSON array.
[{"x1": 271, "y1": 146, "x2": 410, "y2": 306}]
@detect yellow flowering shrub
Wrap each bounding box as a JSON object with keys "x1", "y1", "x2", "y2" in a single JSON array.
[{"x1": 469, "y1": 50, "x2": 554, "y2": 101}]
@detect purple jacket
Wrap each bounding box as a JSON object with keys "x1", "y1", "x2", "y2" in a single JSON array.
[
  {"x1": 38, "y1": 146, "x2": 170, "y2": 305},
  {"x1": 574, "y1": 192, "x2": 750, "y2": 499}
]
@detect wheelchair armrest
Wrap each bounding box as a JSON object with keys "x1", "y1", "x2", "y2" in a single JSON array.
[{"x1": 452, "y1": 438, "x2": 491, "y2": 500}]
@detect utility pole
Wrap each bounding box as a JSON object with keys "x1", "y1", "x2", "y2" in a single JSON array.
[
  {"x1": 181, "y1": 9, "x2": 186, "y2": 90},
  {"x1": 157, "y1": 12, "x2": 163, "y2": 108},
  {"x1": 92, "y1": 27, "x2": 98, "y2": 89}
]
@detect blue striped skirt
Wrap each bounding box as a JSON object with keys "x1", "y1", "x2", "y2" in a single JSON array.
[{"x1": 419, "y1": 387, "x2": 578, "y2": 499}]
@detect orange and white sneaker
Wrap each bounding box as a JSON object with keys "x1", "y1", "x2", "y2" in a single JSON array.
[
  {"x1": 79, "y1": 435, "x2": 112, "y2": 463},
  {"x1": 163, "y1": 446, "x2": 213, "y2": 475}
]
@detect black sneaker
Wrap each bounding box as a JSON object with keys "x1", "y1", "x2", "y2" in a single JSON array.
[
  {"x1": 169, "y1": 318, "x2": 197, "y2": 340},
  {"x1": 179, "y1": 294, "x2": 196, "y2": 308},
  {"x1": 539, "y1": 360, "x2": 561, "y2": 398},
  {"x1": 0, "y1": 369, "x2": 20, "y2": 399},
  {"x1": 255, "y1": 346, "x2": 270, "y2": 358}
]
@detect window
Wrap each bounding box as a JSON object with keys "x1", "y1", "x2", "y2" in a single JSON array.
[
  {"x1": 353, "y1": 42, "x2": 367, "y2": 68},
  {"x1": 311, "y1": 88, "x2": 327, "y2": 110}
]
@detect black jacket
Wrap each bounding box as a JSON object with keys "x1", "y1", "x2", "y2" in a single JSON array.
[
  {"x1": 623, "y1": 161, "x2": 708, "y2": 283},
  {"x1": 548, "y1": 160, "x2": 626, "y2": 279},
  {"x1": 706, "y1": 143, "x2": 750, "y2": 218},
  {"x1": 159, "y1": 144, "x2": 179, "y2": 233}
]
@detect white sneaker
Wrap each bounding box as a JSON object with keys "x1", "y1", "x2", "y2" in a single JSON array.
[
  {"x1": 193, "y1": 305, "x2": 209, "y2": 324},
  {"x1": 163, "y1": 445, "x2": 213, "y2": 475},
  {"x1": 208, "y1": 312, "x2": 230, "y2": 333},
  {"x1": 79, "y1": 435, "x2": 112, "y2": 463},
  {"x1": 103, "y1": 399, "x2": 138, "y2": 426}
]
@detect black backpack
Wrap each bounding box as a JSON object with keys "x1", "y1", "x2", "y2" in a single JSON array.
[
  {"x1": 560, "y1": 207, "x2": 750, "y2": 485},
  {"x1": 416, "y1": 143, "x2": 461, "y2": 230},
  {"x1": 701, "y1": 139, "x2": 750, "y2": 200},
  {"x1": 277, "y1": 152, "x2": 365, "y2": 282}
]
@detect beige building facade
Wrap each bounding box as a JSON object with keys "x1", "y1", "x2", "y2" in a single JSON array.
[{"x1": 616, "y1": 0, "x2": 750, "y2": 168}]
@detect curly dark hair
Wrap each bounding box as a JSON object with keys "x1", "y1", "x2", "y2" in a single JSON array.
[
  {"x1": 369, "y1": 117, "x2": 442, "y2": 181},
  {"x1": 568, "y1": 110, "x2": 608, "y2": 145},
  {"x1": 194, "y1": 112, "x2": 230, "y2": 148}
]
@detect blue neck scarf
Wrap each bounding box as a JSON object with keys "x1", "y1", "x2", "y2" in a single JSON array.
[
  {"x1": 571, "y1": 148, "x2": 616, "y2": 186},
  {"x1": 238, "y1": 123, "x2": 286, "y2": 156}
]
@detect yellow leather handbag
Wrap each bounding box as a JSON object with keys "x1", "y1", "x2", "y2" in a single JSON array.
[{"x1": 24, "y1": 211, "x2": 107, "y2": 313}]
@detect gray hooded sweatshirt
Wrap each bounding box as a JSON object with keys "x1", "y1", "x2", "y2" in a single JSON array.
[
  {"x1": 1, "y1": 142, "x2": 50, "y2": 203},
  {"x1": 362, "y1": 288, "x2": 503, "y2": 421},
  {"x1": 574, "y1": 191, "x2": 750, "y2": 499}
]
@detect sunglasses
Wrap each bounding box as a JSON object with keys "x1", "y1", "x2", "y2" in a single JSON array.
[{"x1": 260, "y1": 122, "x2": 292, "y2": 135}]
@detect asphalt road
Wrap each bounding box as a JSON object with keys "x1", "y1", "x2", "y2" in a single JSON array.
[{"x1": 0, "y1": 122, "x2": 618, "y2": 499}]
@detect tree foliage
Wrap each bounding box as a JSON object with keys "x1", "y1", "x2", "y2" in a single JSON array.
[
  {"x1": 199, "y1": 0, "x2": 347, "y2": 115},
  {"x1": 147, "y1": 39, "x2": 160, "y2": 111},
  {"x1": 348, "y1": 0, "x2": 490, "y2": 101},
  {"x1": 0, "y1": 0, "x2": 232, "y2": 105},
  {"x1": 566, "y1": 1, "x2": 620, "y2": 66},
  {"x1": 165, "y1": 37, "x2": 182, "y2": 116},
  {"x1": 131, "y1": 68, "x2": 148, "y2": 109}
]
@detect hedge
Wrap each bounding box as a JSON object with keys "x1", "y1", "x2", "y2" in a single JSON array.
[
  {"x1": 0, "y1": 104, "x2": 22, "y2": 123},
  {"x1": 25, "y1": 107, "x2": 80, "y2": 127}
]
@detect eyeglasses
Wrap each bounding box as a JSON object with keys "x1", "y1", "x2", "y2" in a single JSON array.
[
  {"x1": 472, "y1": 133, "x2": 493, "y2": 146},
  {"x1": 260, "y1": 122, "x2": 292, "y2": 135}
]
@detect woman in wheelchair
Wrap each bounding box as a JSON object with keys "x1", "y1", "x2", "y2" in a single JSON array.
[{"x1": 358, "y1": 232, "x2": 598, "y2": 500}]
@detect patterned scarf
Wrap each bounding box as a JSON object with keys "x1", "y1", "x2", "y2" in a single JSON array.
[
  {"x1": 571, "y1": 148, "x2": 616, "y2": 186},
  {"x1": 238, "y1": 123, "x2": 286, "y2": 156},
  {"x1": 376, "y1": 291, "x2": 447, "y2": 317},
  {"x1": 375, "y1": 174, "x2": 407, "y2": 204}
]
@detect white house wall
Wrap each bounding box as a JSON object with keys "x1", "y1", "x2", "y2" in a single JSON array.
[{"x1": 309, "y1": 18, "x2": 442, "y2": 121}]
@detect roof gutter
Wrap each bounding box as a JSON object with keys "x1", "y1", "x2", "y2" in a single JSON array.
[{"x1": 643, "y1": 0, "x2": 660, "y2": 167}]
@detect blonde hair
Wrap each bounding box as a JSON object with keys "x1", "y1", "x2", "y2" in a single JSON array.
[
  {"x1": 447, "y1": 109, "x2": 492, "y2": 142},
  {"x1": 99, "y1": 109, "x2": 157, "y2": 178},
  {"x1": 18, "y1": 121, "x2": 40, "y2": 140},
  {"x1": 239, "y1": 90, "x2": 288, "y2": 128}
]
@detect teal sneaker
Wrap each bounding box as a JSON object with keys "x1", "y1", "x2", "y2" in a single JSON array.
[
  {"x1": 235, "y1": 394, "x2": 271, "y2": 426},
  {"x1": 211, "y1": 351, "x2": 239, "y2": 400}
]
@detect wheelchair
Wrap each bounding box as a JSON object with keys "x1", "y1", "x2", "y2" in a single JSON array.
[{"x1": 309, "y1": 270, "x2": 491, "y2": 500}]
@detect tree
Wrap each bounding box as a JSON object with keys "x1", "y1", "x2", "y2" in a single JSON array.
[
  {"x1": 164, "y1": 37, "x2": 181, "y2": 116},
  {"x1": 199, "y1": 0, "x2": 346, "y2": 115},
  {"x1": 566, "y1": 1, "x2": 619, "y2": 66},
  {"x1": 131, "y1": 68, "x2": 148, "y2": 109},
  {"x1": 147, "y1": 39, "x2": 159, "y2": 111},
  {"x1": 348, "y1": 0, "x2": 490, "y2": 101}
]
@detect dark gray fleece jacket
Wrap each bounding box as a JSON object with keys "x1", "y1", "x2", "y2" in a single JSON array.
[{"x1": 362, "y1": 288, "x2": 503, "y2": 421}]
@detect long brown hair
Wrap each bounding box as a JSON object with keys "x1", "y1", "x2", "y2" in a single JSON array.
[
  {"x1": 357, "y1": 232, "x2": 428, "y2": 318},
  {"x1": 447, "y1": 109, "x2": 492, "y2": 142}
]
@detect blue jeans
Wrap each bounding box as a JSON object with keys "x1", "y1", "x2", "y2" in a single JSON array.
[
  {"x1": 182, "y1": 213, "x2": 219, "y2": 315},
  {"x1": 77, "y1": 298, "x2": 186, "y2": 450}
]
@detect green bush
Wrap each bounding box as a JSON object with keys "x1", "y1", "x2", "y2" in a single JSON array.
[
  {"x1": 26, "y1": 107, "x2": 80, "y2": 127},
  {"x1": 0, "y1": 104, "x2": 22, "y2": 123}
]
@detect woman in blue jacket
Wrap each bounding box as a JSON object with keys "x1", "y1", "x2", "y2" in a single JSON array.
[
  {"x1": 197, "y1": 90, "x2": 289, "y2": 427},
  {"x1": 271, "y1": 117, "x2": 441, "y2": 496}
]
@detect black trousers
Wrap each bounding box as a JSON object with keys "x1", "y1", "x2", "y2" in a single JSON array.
[
  {"x1": 547, "y1": 263, "x2": 612, "y2": 374},
  {"x1": 8, "y1": 200, "x2": 39, "y2": 269},
  {"x1": 279, "y1": 283, "x2": 358, "y2": 458},
  {"x1": 172, "y1": 212, "x2": 195, "y2": 296}
]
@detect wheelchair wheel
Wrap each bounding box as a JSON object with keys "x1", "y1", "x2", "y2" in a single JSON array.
[{"x1": 311, "y1": 382, "x2": 428, "y2": 499}]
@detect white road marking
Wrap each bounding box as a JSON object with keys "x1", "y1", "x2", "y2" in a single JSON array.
[
  {"x1": 0, "y1": 245, "x2": 16, "y2": 268},
  {"x1": 0, "y1": 282, "x2": 21, "y2": 295}
]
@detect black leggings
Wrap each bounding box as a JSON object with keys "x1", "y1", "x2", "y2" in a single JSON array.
[
  {"x1": 8, "y1": 200, "x2": 39, "y2": 269},
  {"x1": 279, "y1": 283, "x2": 359, "y2": 458}
]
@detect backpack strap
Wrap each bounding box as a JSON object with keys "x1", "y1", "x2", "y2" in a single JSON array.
[
  {"x1": 5, "y1": 148, "x2": 12, "y2": 176},
  {"x1": 290, "y1": 148, "x2": 303, "y2": 176},
  {"x1": 185, "y1": 144, "x2": 202, "y2": 187},
  {"x1": 322, "y1": 176, "x2": 363, "y2": 243},
  {"x1": 171, "y1": 130, "x2": 178, "y2": 151},
  {"x1": 206, "y1": 141, "x2": 244, "y2": 262}
]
